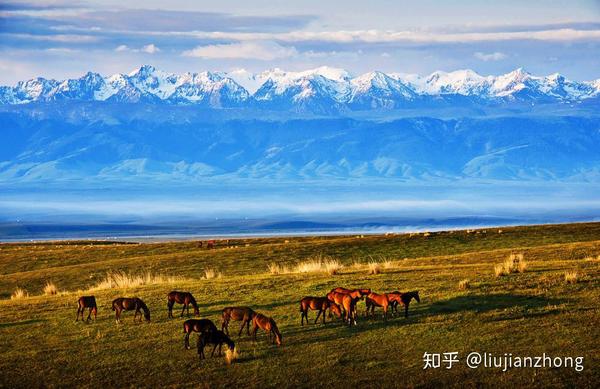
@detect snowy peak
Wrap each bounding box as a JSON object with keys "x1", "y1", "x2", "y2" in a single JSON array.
[{"x1": 1, "y1": 66, "x2": 598, "y2": 108}]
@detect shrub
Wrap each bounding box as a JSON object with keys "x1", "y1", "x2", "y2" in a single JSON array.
[
  {"x1": 11, "y1": 287, "x2": 29, "y2": 300},
  {"x1": 564, "y1": 270, "x2": 579, "y2": 284},
  {"x1": 324, "y1": 259, "x2": 342, "y2": 275},
  {"x1": 268, "y1": 262, "x2": 290, "y2": 275},
  {"x1": 458, "y1": 279, "x2": 470, "y2": 290},
  {"x1": 43, "y1": 282, "x2": 58, "y2": 296},
  {"x1": 496, "y1": 253, "x2": 527, "y2": 276}
]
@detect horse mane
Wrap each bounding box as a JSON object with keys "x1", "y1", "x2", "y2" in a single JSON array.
[
  {"x1": 188, "y1": 294, "x2": 198, "y2": 308},
  {"x1": 137, "y1": 298, "x2": 150, "y2": 314}
]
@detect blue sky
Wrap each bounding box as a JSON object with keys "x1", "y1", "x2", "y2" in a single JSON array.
[{"x1": 1, "y1": 0, "x2": 599, "y2": 84}]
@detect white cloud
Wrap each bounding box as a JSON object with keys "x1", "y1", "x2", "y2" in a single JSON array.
[
  {"x1": 114, "y1": 44, "x2": 160, "y2": 54},
  {"x1": 141, "y1": 44, "x2": 160, "y2": 54},
  {"x1": 175, "y1": 28, "x2": 600, "y2": 44},
  {"x1": 474, "y1": 51, "x2": 507, "y2": 61},
  {"x1": 182, "y1": 41, "x2": 297, "y2": 60}
]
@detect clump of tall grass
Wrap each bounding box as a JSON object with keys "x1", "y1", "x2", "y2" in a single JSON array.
[
  {"x1": 88, "y1": 270, "x2": 187, "y2": 291},
  {"x1": 204, "y1": 268, "x2": 222, "y2": 280},
  {"x1": 495, "y1": 253, "x2": 527, "y2": 277},
  {"x1": 43, "y1": 281, "x2": 59, "y2": 296},
  {"x1": 296, "y1": 256, "x2": 342, "y2": 275},
  {"x1": 225, "y1": 347, "x2": 239, "y2": 365},
  {"x1": 11, "y1": 287, "x2": 29, "y2": 300},
  {"x1": 458, "y1": 279, "x2": 471, "y2": 290},
  {"x1": 368, "y1": 261, "x2": 381, "y2": 275},
  {"x1": 564, "y1": 270, "x2": 579, "y2": 284},
  {"x1": 268, "y1": 262, "x2": 290, "y2": 275}
]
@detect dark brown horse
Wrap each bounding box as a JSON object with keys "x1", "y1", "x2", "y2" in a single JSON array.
[
  {"x1": 252, "y1": 313, "x2": 282, "y2": 346},
  {"x1": 183, "y1": 318, "x2": 218, "y2": 349},
  {"x1": 221, "y1": 307, "x2": 256, "y2": 336},
  {"x1": 76, "y1": 296, "x2": 97, "y2": 322},
  {"x1": 365, "y1": 292, "x2": 391, "y2": 320},
  {"x1": 327, "y1": 291, "x2": 359, "y2": 326},
  {"x1": 167, "y1": 291, "x2": 200, "y2": 318},
  {"x1": 112, "y1": 297, "x2": 150, "y2": 323},
  {"x1": 197, "y1": 330, "x2": 235, "y2": 360},
  {"x1": 389, "y1": 291, "x2": 421, "y2": 318},
  {"x1": 299, "y1": 296, "x2": 342, "y2": 325}
]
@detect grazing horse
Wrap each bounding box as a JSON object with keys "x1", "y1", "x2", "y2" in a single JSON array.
[
  {"x1": 327, "y1": 291, "x2": 360, "y2": 326},
  {"x1": 76, "y1": 296, "x2": 97, "y2": 322},
  {"x1": 206, "y1": 240, "x2": 215, "y2": 249},
  {"x1": 299, "y1": 296, "x2": 342, "y2": 325},
  {"x1": 221, "y1": 307, "x2": 256, "y2": 336},
  {"x1": 167, "y1": 291, "x2": 200, "y2": 318},
  {"x1": 252, "y1": 313, "x2": 282, "y2": 346},
  {"x1": 183, "y1": 319, "x2": 218, "y2": 349},
  {"x1": 197, "y1": 330, "x2": 235, "y2": 360},
  {"x1": 389, "y1": 291, "x2": 421, "y2": 318},
  {"x1": 365, "y1": 292, "x2": 391, "y2": 320},
  {"x1": 112, "y1": 297, "x2": 151, "y2": 323}
]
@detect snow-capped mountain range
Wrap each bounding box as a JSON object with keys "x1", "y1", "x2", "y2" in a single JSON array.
[{"x1": 1, "y1": 65, "x2": 599, "y2": 109}]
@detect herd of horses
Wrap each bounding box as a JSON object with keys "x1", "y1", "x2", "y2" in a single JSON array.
[{"x1": 75, "y1": 287, "x2": 420, "y2": 362}]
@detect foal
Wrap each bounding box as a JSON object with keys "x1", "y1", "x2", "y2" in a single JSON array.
[
  {"x1": 221, "y1": 307, "x2": 256, "y2": 336},
  {"x1": 112, "y1": 297, "x2": 151, "y2": 323},
  {"x1": 252, "y1": 313, "x2": 282, "y2": 346},
  {"x1": 299, "y1": 296, "x2": 342, "y2": 325},
  {"x1": 167, "y1": 291, "x2": 200, "y2": 318},
  {"x1": 197, "y1": 330, "x2": 235, "y2": 360},
  {"x1": 76, "y1": 296, "x2": 97, "y2": 322},
  {"x1": 183, "y1": 318, "x2": 218, "y2": 349}
]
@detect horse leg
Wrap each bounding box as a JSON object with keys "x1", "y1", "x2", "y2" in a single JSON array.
[
  {"x1": 76, "y1": 306, "x2": 81, "y2": 321},
  {"x1": 314, "y1": 310, "x2": 322, "y2": 324},
  {"x1": 383, "y1": 304, "x2": 388, "y2": 321},
  {"x1": 252, "y1": 322, "x2": 258, "y2": 341},
  {"x1": 301, "y1": 310, "x2": 306, "y2": 326},
  {"x1": 222, "y1": 319, "x2": 229, "y2": 335},
  {"x1": 211, "y1": 344, "x2": 218, "y2": 357},
  {"x1": 238, "y1": 320, "x2": 246, "y2": 337},
  {"x1": 180, "y1": 303, "x2": 186, "y2": 318},
  {"x1": 246, "y1": 318, "x2": 252, "y2": 336},
  {"x1": 184, "y1": 333, "x2": 190, "y2": 349},
  {"x1": 167, "y1": 301, "x2": 174, "y2": 319},
  {"x1": 86, "y1": 307, "x2": 92, "y2": 322}
]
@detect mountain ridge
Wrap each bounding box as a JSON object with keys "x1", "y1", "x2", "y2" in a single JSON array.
[{"x1": 2, "y1": 65, "x2": 599, "y2": 110}]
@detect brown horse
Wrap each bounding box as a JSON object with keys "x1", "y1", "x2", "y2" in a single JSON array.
[
  {"x1": 365, "y1": 292, "x2": 391, "y2": 320},
  {"x1": 252, "y1": 313, "x2": 282, "y2": 346},
  {"x1": 76, "y1": 296, "x2": 97, "y2": 322},
  {"x1": 206, "y1": 240, "x2": 215, "y2": 249},
  {"x1": 299, "y1": 296, "x2": 342, "y2": 325},
  {"x1": 183, "y1": 318, "x2": 218, "y2": 349},
  {"x1": 167, "y1": 291, "x2": 200, "y2": 318},
  {"x1": 197, "y1": 330, "x2": 235, "y2": 360},
  {"x1": 389, "y1": 291, "x2": 421, "y2": 318},
  {"x1": 221, "y1": 307, "x2": 256, "y2": 336},
  {"x1": 112, "y1": 297, "x2": 151, "y2": 323},
  {"x1": 327, "y1": 291, "x2": 360, "y2": 326}
]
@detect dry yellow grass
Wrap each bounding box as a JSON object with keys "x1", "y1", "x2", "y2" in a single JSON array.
[
  {"x1": 267, "y1": 262, "x2": 290, "y2": 275},
  {"x1": 204, "y1": 268, "x2": 221, "y2": 279},
  {"x1": 43, "y1": 281, "x2": 58, "y2": 296},
  {"x1": 225, "y1": 347, "x2": 239, "y2": 365},
  {"x1": 564, "y1": 270, "x2": 579, "y2": 284},
  {"x1": 368, "y1": 261, "x2": 381, "y2": 275},
  {"x1": 458, "y1": 279, "x2": 470, "y2": 290},
  {"x1": 11, "y1": 287, "x2": 28, "y2": 300},
  {"x1": 494, "y1": 263, "x2": 508, "y2": 277},
  {"x1": 88, "y1": 270, "x2": 187, "y2": 291},
  {"x1": 295, "y1": 255, "x2": 342, "y2": 275},
  {"x1": 495, "y1": 253, "x2": 527, "y2": 276}
]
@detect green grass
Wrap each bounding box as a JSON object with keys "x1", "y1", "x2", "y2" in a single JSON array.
[{"x1": 0, "y1": 222, "x2": 599, "y2": 388}]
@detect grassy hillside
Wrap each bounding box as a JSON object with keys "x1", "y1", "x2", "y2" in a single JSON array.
[{"x1": 0, "y1": 222, "x2": 599, "y2": 388}]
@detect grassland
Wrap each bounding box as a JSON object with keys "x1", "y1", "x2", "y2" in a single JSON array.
[{"x1": 0, "y1": 222, "x2": 599, "y2": 388}]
